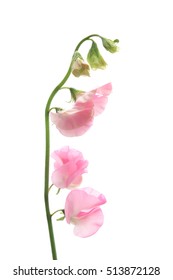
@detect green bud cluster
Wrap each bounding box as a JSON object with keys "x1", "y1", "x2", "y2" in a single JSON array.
[{"x1": 71, "y1": 35, "x2": 119, "y2": 77}]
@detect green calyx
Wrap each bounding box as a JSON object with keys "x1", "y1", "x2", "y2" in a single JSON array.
[
  {"x1": 69, "y1": 88, "x2": 84, "y2": 101},
  {"x1": 72, "y1": 51, "x2": 83, "y2": 61},
  {"x1": 48, "y1": 107, "x2": 63, "y2": 113}
]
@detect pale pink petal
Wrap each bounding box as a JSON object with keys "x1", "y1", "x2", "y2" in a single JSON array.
[
  {"x1": 51, "y1": 169, "x2": 67, "y2": 188},
  {"x1": 66, "y1": 160, "x2": 88, "y2": 187},
  {"x1": 69, "y1": 175, "x2": 82, "y2": 188},
  {"x1": 82, "y1": 187, "x2": 106, "y2": 200},
  {"x1": 67, "y1": 148, "x2": 83, "y2": 161},
  {"x1": 54, "y1": 146, "x2": 70, "y2": 163},
  {"x1": 51, "y1": 151, "x2": 63, "y2": 168},
  {"x1": 51, "y1": 161, "x2": 86, "y2": 189},
  {"x1": 51, "y1": 160, "x2": 77, "y2": 189},
  {"x1": 50, "y1": 101, "x2": 94, "y2": 137},
  {"x1": 51, "y1": 163, "x2": 75, "y2": 189},
  {"x1": 91, "y1": 94, "x2": 108, "y2": 116},
  {"x1": 76, "y1": 83, "x2": 112, "y2": 116},
  {"x1": 52, "y1": 146, "x2": 83, "y2": 165},
  {"x1": 51, "y1": 147, "x2": 88, "y2": 189},
  {"x1": 73, "y1": 208, "x2": 104, "y2": 237},
  {"x1": 65, "y1": 188, "x2": 106, "y2": 223},
  {"x1": 95, "y1": 83, "x2": 112, "y2": 96},
  {"x1": 90, "y1": 83, "x2": 112, "y2": 116}
]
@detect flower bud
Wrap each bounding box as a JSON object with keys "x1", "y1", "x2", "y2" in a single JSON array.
[
  {"x1": 101, "y1": 37, "x2": 119, "y2": 53},
  {"x1": 87, "y1": 41, "x2": 107, "y2": 70},
  {"x1": 71, "y1": 52, "x2": 90, "y2": 77}
]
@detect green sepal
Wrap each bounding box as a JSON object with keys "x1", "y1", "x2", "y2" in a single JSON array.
[
  {"x1": 69, "y1": 88, "x2": 84, "y2": 102},
  {"x1": 72, "y1": 51, "x2": 83, "y2": 62},
  {"x1": 56, "y1": 216, "x2": 65, "y2": 222}
]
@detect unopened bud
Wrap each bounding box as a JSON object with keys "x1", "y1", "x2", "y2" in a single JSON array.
[
  {"x1": 87, "y1": 41, "x2": 107, "y2": 70},
  {"x1": 71, "y1": 52, "x2": 90, "y2": 77},
  {"x1": 102, "y1": 37, "x2": 119, "y2": 53}
]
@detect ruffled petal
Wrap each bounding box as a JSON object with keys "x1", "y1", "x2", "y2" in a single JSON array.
[
  {"x1": 65, "y1": 188, "x2": 106, "y2": 223},
  {"x1": 76, "y1": 83, "x2": 112, "y2": 116},
  {"x1": 51, "y1": 147, "x2": 88, "y2": 189},
  {"x1": 73, "y1": 207, "x2": 104, "y2": 237},
  {"x1": 66, "y1": 160, "x2": 88, "y2": 187},
  {"x1": 96, "y1": 83, "x2": 112, "y2": 96},
  {"x1": 51, "y1": 162, "x2": 77, "y2": 188},
  {"x1": 90, "y1": 83, "x2": 112, "y2": 116},
  {"x1": 50, "y1": 101, "x2": 94, "y2": 137}
]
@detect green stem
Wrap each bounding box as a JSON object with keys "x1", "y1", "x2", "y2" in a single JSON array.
[
  {"x1": 44, "y1": 66, "x2": 71, "y2": 260},
  {"x1": 44, "y1": 33, "x2": 101, "y2": 260},
  {"x1": 75, "y1": 34, "x2": 101, "y2": 51},
  {"x1": 48, "y1": 107, "x2": 63, "y2": 113}
]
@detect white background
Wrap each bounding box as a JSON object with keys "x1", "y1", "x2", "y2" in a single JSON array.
[{"x1": 0, "y1": 0, "x2": 173, "y2": 279}]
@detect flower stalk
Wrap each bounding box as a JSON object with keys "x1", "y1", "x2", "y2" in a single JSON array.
[{"x1": 44, "y1": 65, "x2": 72, "y2": 260}]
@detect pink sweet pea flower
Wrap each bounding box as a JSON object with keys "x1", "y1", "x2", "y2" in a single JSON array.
[
  {"x1": 51, "y1": 146, "x2": 88, "y2": 189},
  {"x1": 50, "y1": 83, "x2": 112, "y2": 137},
  {"x1": 50, "y1": 100, "x2": 94, "y2": 137},
  {"x1": 65, "y1": 187, "x2": 106, "y2": 237}
]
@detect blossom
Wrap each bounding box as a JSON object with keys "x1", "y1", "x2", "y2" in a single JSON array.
[
  {"x1": 65, "y1": 187, "x2": 106, "y2": 237},
  {"x1": 87, "y1": 41, "x2": 107, "y2": 70},
  {"x1": 51, "y1": 146, "x2": 88, "y2": 189},
  {"x1": 101, "y1": 37, "x2": 119, "y2": 53},
  {"x1": 50, "y1": 100, "x2": 94, "y2": 137},
  {"x1": 50, "y1": 83, "x2": 112, "y2": 137},
  {"x1": 71, "y1": 52, "x2": 90, "y2": 77},
  {"x1": 76, "y1": 83, "x2": 112, "y2": 116}
]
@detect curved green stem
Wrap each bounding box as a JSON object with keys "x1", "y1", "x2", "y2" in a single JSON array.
[
  {"x1": 75, "y1": 34, "x2": 101, "y2": 51},
  {"x1": 51, "y1": 209, "x2": 65, "y2": 217},
  {"x1": 44, "y1": 33, "x2": 102, "y2": 260},
  {"x1": 48, "y1": 107, "x2": 63, "y2": 113}
]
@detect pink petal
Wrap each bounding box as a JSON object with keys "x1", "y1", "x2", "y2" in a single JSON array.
[
  {"x1": 51, "y1": 147, "x2": 88, "y2": 189},
  {"x1": 66, "y1": 160, "x2": 88, "y2": 187},
  {"x1": 51, "y1": 169, "x2": 67, "y2": 188},
  {"x1": 50, "y1": 101, "x2": 94, "y2": 137},
  {"x1": 69, "y1": 175, "x2": 82, "y2": 188},
  {"x1": 91, "y1": 95, "x2": 108, "y2": 116},
  {"x1": 52, "y1": 146, "x2": 83, "y2": 167},
  {"x1": 90, "y1": 83, "x2": 112, "y2": 116},
  {"x1": 76, "y1": 83, "x2": 112, "y2": 116},
  {"x1": 95, "y1": 83, "x2": 112, "y2": 96},
  {"x1": 51, "y1": 151, "x2": 64, "y2": 168},
  {"x1": 73, "y1": 207, "x2": 104, "y2": 237},
  {"x1": 51, "y1": 160, "x2": 76, "y2": 188},
  {"x1": 67, "y1": 148, "x2": 83, "y2": 161},
  {"x1": 65, "y1": 188, "x2": 106, "y2": 223},
  {"x1": 53, "y1": 146, "x2": 70, "y2": 163},
  {"x1": 51, "y1": 160, "x2": 87, "y2": 189}
]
